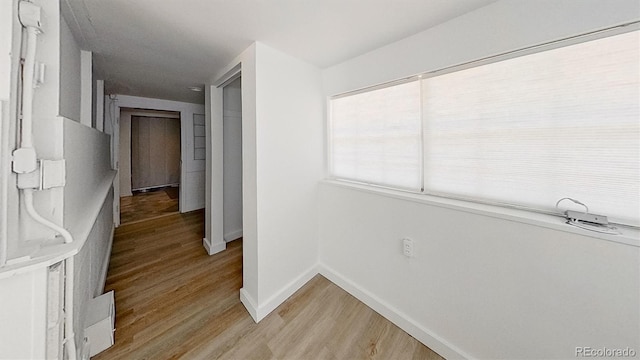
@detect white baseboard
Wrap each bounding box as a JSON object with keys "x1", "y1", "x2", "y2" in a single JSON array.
[
  {"x1": 240, "y1": 265, "x2": 319, "y2": 323},
  {"x1": 224, "y1": 229, "x2": 243, "y2": 242},
  {"x1": 239, "y1": 288, "x2": 259, "y2": 322},
  {"x1": 98, "y1": 225, "x2": 115, "y2": 295},
  {"x1": 318, "y1": 263, "x2": 471, "y2": 360},
  {"x1": 202, "y1": 237, "x2": 226, "y2": 255}
]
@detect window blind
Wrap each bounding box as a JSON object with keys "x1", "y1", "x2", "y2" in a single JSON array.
[
  {"x1": 330, "y1": 80, "x2": 423, "y2": 191},
  {"x1": 328, "y1": 30, "x2": 639, "y2": 225},
  {"x1": 422, "y1": 30, "x2": 639, "y2": 225}
]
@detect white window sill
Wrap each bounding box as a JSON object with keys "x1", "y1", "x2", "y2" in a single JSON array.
[{"x1": 321, "y1": 179, "x2": 639, "y2": 248}]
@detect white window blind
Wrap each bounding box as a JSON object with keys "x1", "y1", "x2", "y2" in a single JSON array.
[
  {"x1": 422, "y1": 30, "x2": 639, "y2": 225},
  {"x1": 328, "y1": 30, "x2": 639, "y2": 225},
  {"x1": 330, "y1": 80, "x2": 422, "y2": 191}
]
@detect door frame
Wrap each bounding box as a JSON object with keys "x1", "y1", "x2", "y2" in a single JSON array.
[{"x1": 107, "y1": 95, "x2": 205, "y2": 226}]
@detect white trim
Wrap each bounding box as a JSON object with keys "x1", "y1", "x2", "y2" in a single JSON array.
[
  {"x1": 120, "y1": 108, "x2": 180, "y2": 119},
  {"x1": 214, "y1": 64, "x2": 241, "y2": 88},
  {"x1": 95, "y1": 80, "x2": 104, "y2": 132},
  {"x1": 80, "y1": 50, "x2": 92, "y2": 127},
  {"x1": 250, "y1": 265, "x2": 318, "y2": 323},
  {"x1": 224, "y1": 229, "x2": 242, "y2": 242},
  {"x1": 318, "y1": 263, "x2": 472, "y2": 360},
  {"x1": 239, "y1": 287, "x2": 259, "y2": 322},
  {"x1": 322, "y1": 180, "x2": 639, "y2": 248},
  {"x1": 202, "y1": 237, "x2": 225, "y2": 255},
  {"x1": 223, "y1": 109, "x2": 241, "y2": 118}
]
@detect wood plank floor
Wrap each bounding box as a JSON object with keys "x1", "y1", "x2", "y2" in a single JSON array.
[
  {"x1": 119, "y1": 187, "x2": 179, "y2": 225},
  {"x1": 96, "y1": 210, "x2": 444, "y2": 360}
]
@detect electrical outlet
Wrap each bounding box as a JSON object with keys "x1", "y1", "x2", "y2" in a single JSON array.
[{"x1": 402, "y1": 238, "x2": 414, "y2": 257}]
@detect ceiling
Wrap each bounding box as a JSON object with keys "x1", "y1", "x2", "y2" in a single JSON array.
[{"x1": 61, "y1": 0, "x2": 496, "y2": 104}]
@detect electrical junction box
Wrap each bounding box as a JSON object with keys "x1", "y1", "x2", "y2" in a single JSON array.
[{"x1": 84, "y1": 291, "x2": 115, "y2": 357}]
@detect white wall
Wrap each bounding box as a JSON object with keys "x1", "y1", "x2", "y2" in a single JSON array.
[
  {"x1": 223, "y1": 79, "x2": 243, "y2": 241},
  {"x1": 63, "y1": 72, "x2": 115, "y2": 360},
  {"x1": 0, "y1": 0, "x2": 12, "y2": 101},
  {"x1": 0, "y1": 267, "x2": 48, "y2": 359},
  {"x1": 212, "y1": 43, "x2": 324, "y2": 321},
  {"x1": 63, "y1": 120, "x2": 113, "y2": 241},
  {"x1": 73, "y1": 188, "x2": 114, "y2": 354},
  {"x1": 253, "y1": 44, "x2": 324, "y2": 317},
  {"x1": 319, "y1": 1, "x2": 640, "y2": 359},
  {"x1": 59, "y1": 15, "x2": 81, "y2": 122}
]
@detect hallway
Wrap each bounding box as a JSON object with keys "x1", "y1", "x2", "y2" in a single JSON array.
[{"x1": 97, "y1": 211, "x2": 442, "y2": 359}]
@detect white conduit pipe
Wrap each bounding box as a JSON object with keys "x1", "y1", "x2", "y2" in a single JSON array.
[
  {"x1": 19, "y1": 16, "x2": 78, "y2": 360},
  {"x1": 21, "y1": 26, "x2": 37, "y2": 148},
  {"x1": 22, "y1": 189, "x2": 73, "y2": 244}
]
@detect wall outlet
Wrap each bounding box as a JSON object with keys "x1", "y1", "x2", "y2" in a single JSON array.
[{"x1": 402, "y1": 238, "x2": 414, "y2": 257}]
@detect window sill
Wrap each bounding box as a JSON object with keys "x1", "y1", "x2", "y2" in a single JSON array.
[{"x1": 321, "y1": 179, "x2": 639, "y2": 248}]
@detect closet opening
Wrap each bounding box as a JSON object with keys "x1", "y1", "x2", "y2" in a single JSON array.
[{"x1": 118, "y1": 108, "x2": 181, "y2": 224}]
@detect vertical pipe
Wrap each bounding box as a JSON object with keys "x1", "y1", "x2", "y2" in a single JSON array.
[
  {"x1": 21, "y1": 26, "x2": 37, "y2": 149},
  {"x1": 65, "y1": 256, "x2": 77, "y2": 360},
  {"x1": 0, "y1": 102, "x2": 7, "y2": 266}
]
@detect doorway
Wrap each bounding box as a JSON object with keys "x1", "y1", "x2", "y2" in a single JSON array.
[
  {"x1": 223, "y1": 77, "x2": 243, "y2": 241},
  {"x1": 119, "y1": 108, "x2": 181, "y2": 224}
]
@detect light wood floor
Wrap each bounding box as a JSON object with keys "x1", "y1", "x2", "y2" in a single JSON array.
[
  {"x1": 119, "y1": 186, "x2": 179, "y2": 225},
  {"x1": 96, "y1": 210, "x2": 444, "y2": 360}
]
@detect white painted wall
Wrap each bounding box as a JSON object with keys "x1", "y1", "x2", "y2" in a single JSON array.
[
  {"x1": 59, "y1": 14, "x2": 81, "y2": 122},
  {"x1": 0, "y1": 0, "x2": 11, "y2": 101},
  {"x1": 223, "y1": 79, "x2": 243, "y2": 241},
  {"x1": 253, "y1": 44, "x2": 324, "y2": 317},
  {"x1": 204, "y1": 82, "x2": 225, "y2": 255},
  {"x1": 63, "y1": 119, "x2": 113, "y2": 241},
  {"x1": 0, "y1": 267, "x2": 48, "y2": 359},
  {"x1": 319, "y1": 1, "x2": 640, "y2": 359},
  {"x1": 64, "y1": 118, "x2": 115, "y2": 354},
  {"x1": 212, "y1": 43, "x2": 324, "y2": 321}
]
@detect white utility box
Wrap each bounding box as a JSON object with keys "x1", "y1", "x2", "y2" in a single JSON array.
[{"x1": 84, "y1": 290, "x2": 115, "y2": 357}]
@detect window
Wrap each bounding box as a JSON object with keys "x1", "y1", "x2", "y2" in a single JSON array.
[
  {"x1": 330, "y1": 80, "x2": 423, "y2": 191},
  {"x1": 329, "y1": 29, "x2": 639, "y2": 226}
]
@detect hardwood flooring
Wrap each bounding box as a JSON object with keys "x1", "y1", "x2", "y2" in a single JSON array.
[
  {"x1": 119, "y1": 187, "x2": 179, "y2": 225},
  {"x1": 96, "y1": 210, "x2": 444, "y2": 360}
]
